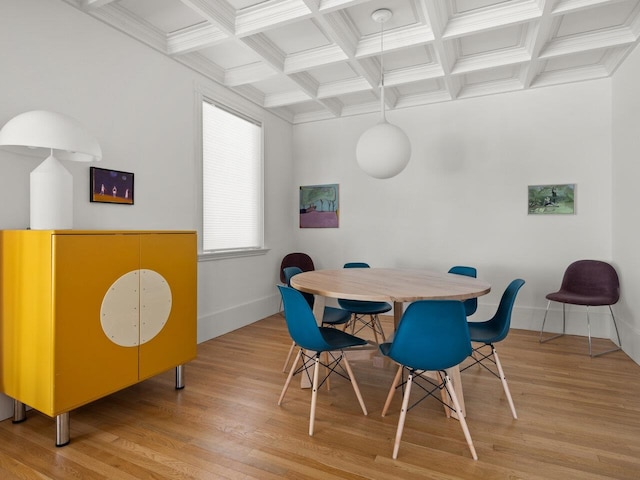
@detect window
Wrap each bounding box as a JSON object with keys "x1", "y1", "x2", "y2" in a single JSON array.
[{"x1": 201, "y1": 100, "x2": 263, "y2": 254}]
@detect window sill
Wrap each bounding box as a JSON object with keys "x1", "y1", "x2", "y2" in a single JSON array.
[{"x1": 198, "y1": 248, "x2": 270, "y2": 262}]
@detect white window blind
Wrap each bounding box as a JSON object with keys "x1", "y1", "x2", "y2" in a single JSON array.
[{"x1": 202, "y1": 101, "x2": 263, "y2": 252}]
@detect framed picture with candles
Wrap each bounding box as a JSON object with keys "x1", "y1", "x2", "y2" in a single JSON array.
[{"x1": 90, "y1": 167, "x2": 134, "y2": 205}]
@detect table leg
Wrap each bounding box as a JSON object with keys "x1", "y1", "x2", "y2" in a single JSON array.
[
  {"x1": 393, "y1": 301, "x2": 465, "y2": 419},
  {"x1": 301, "y1": 295, "x2": 326, "y2": 388},
  {"x1": 393, "y1": 301, "x2": 403, "y2": 330}
]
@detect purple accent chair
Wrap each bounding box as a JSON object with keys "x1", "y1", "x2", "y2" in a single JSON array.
[{"x1": 539, "y1": 260, "x2": 622, "y2": 356}]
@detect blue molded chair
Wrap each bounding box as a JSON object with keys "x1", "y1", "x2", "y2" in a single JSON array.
[
  {"x1": 379, "y1": 300, "x2": 477, "y2": 460},
  {"x1": 448, "y1": 266, "x2": 478, "y2": 317},
  {"x1": 281, "y1": 267, "x2": 352, "y2": 372},
  {"x1": 338, "y1": 262, "x2": 392, "y2": 344},
  {"x1": 277, "y1": 286, "x2": 368, "y2": 435},
  {"x1": 461, "y1": 279, "x2": 525, "y2": 419}
]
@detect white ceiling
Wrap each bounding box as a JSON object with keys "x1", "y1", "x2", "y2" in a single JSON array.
[{"x1": 63, "y1": 0, "x2": 640, "y2": 124}]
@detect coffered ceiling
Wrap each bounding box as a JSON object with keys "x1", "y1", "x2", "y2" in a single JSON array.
[{"x1": 63, "y1": 0, "x2": 640, "y2": 124}]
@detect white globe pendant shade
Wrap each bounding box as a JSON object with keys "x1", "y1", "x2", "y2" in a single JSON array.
[
  {"x1": 356, "y1": 121, "x2": 411, "y2": 179},
  {"x1": 355, "y1": 8, "x2": 412, "y2": 179}
]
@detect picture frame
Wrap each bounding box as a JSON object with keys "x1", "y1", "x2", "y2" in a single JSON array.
[
  {"x1": 299, "y1": 184, "x2": 339, "y2": 228},
  {"x1": 528, "y1": 184, "x2": 575, "y2": 215},
  {"x1": 90, "y1": 167, "x2": 134, "y2": 205}
]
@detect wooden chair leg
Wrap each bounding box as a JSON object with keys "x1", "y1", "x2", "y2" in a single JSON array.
[
  {"x1": 279, "y1": 349, "x2": 301, "y2": 405},
  {"x1": 444, "y1": 373, "x2": 478, "y2": 460},
  {"x1": 492, "y1": 347, "x2": 517, "y2": 419},
  {"x1": 392, "y1": 370, "x2": 414, "y2": 459},
  {"x1": 309, "y1": 355, "x2": 321, "y2": 436},
  {"x1": 342, "y1": 355, "x2": 368, "y2": 416},
  {"x1": 282, "y1": 340, "x2": 296, "y2": 373},
  {"x1": 382, "y1": 365, "x2": 403, "y2": 417}
]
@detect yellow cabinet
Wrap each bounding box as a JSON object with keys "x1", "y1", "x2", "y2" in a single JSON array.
[{"x1": 0, "y1": 230, "x2": 196, "y2": 442}]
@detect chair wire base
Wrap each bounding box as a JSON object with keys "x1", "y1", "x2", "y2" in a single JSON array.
[
  {"x1": 278, "y1": 348, "x2": 367, "y2": 436},
  {"x1": 540, "y1": 301, "x2": 622, "y2": 357},
  {"x1": 383, "y1": 366, "x2": 477, "y2": 460},
  {"x1": 348, "y1": 313, "x2": 386, "y2": 345}
]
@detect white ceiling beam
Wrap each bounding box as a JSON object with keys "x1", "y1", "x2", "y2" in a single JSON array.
[
  {"x1": 236, "y1": 0, "x2": 313, "y2": 37},
  {"x1": 442, "y1": 0, "x2": 543, "y2": 39},
  {"x1": 458, "y1": 77, "x2": 524, "y2": 99},
  {"x1": 452, "y1": 47, "x2": 531, "y2": 75},
  {"x1": 419, "y1": 0, "x2": 461, "y2": 100},
  {"x1": 224, "y1": 62, "x2": 278, "y2": 87},
  {"x1": 394, "y1": 89, "x2": 452, "y2": 109},
  {"x1": 539, "y1": 27, "x2": 636, "y2": 59},
  {"x1": 167, "y1": 23, "x2": 228, "y2": 55},
  {"x1": 179, "y1": 0, "x2": 236, "y2": 35},
  {"x1": 318, "y1": 0, "x2": 372, "y2": 14},
  {"x1": 552, "y1": 0, "x2": 619, "y2": 16},
  {"x1": 317, "y1": 77, "x2": 372, "y2": 98},
  {"x1": 531, "y1": 63, "x2": 609, "y2": 87},
  {"x1": 520, "y1": 0, "x2": 556, "y2": 88},
  {"x1": 82, "y1": 0, "x2": 117, "y2": 8},
  {"x1": 242, "y1": 34, "x2": 287, "y2": 71},
  {"x1": 356, "y1": 25, "x2": 435, "y2": 58},
  {"x1": 284, "y1": 44, "x2": 349, "y2": 74},
  {"x1": 177, "y1": 52, "x2": 225, "y2": 84},
  {"x1": 264, "y1": 90, "x2": 313, "y2": 108},
  {"x1": 383, "y1": 63, "x2": 446, "y2": 86}
]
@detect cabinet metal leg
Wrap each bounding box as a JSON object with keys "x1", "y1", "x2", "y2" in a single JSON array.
[
  {"x1": 56, "y1": 412, "x2": 70, "y2": 447},
  {"x1": 12, "y1": 400, "x2": 26, "y2": 423},
  {"x1": 175, "y1": 364, "x2": 185, "y2": 389}
]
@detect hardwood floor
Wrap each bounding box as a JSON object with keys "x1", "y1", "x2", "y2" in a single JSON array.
[{"x1": 1, "y1": 314, "x2": 639, "y2": 479}]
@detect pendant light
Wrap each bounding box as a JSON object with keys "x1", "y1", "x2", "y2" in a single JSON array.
[{"x1": 356, "y1": 8, "x2": 411, "y2": 179}]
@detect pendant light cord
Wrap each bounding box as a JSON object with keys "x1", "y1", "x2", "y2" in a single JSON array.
[{"x1": 380, "y1": 18, "x2": 386, "y2": 122}]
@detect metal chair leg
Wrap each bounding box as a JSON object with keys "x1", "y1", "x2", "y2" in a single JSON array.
[
  {"x1": 540, "y1": 301, "x2": 566, "y2": 343},
  {"x1": 591, "y1": 305, "x2": 623, "y2": 357}
]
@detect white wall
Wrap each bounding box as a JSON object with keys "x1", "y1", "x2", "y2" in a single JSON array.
[
  {"x1": 0, "y1": 0, "x2": 294, "y2": 418},
  {"x1": 293, "y1": 81, "x2": 618, "y2": 340},
  {"x1": 612, "y1": 45, "x2": 640, "y2": 364}
]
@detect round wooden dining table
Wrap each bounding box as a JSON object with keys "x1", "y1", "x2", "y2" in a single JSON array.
[
  {"x1": 290, "y1": 268, "x2": 491, "y2": 416},
  {"x1": 290, "y1": 268, "x2": 491, "y2": 329}
]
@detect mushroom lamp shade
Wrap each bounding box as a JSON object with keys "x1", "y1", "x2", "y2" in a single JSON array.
[
  {"x1": 0, "y1": 110, "x2": 101, "y2": 229},
  {"x1": 356, "y1": 121, "x2": 411, "y2": 179}
]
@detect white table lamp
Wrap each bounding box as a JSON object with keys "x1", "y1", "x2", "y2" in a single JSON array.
[{"x1": 0, "y1": 110, "x2": 102, "y2": 229}]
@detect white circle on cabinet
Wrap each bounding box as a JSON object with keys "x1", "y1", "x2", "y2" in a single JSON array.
[{"x1": 100, "y1": 269, "x2": 172, "y2": 347}]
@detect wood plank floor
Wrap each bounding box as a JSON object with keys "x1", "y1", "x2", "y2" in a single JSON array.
[{"x1": 1, "y1": 314, "x2": 639, "y2": 479}]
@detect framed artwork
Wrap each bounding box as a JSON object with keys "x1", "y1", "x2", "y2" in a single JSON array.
[
  {"x1": 528, "y1": 184, "x2": 575, "y2": 215},
  {"x1": 90, "y1": 167, "x2": 134, "y2": 205},
  {"x1": 299, "y1": 184, "x2": 339, "y2": 228}
]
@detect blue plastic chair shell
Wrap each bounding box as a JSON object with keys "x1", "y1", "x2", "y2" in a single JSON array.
[
  {"x1": 278, "y1": 285, "x2": 366, "y2": 352},
  {"x1": 283, "y1": 266, "x2": 350, "y2": 326},
  {"x1": 448, "y1": 266, "x2": 478, "y2": 317},
  {"x1": 467, "y1": 279, "x2": 525, "y2": 344},
  {"x1": 380, "y1": 300, "x2": 471, "y2": 371}
]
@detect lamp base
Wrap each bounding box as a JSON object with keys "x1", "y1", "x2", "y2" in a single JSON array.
[{"x1": 30, "y1": 154, "x2": 73, "y2": 230}]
